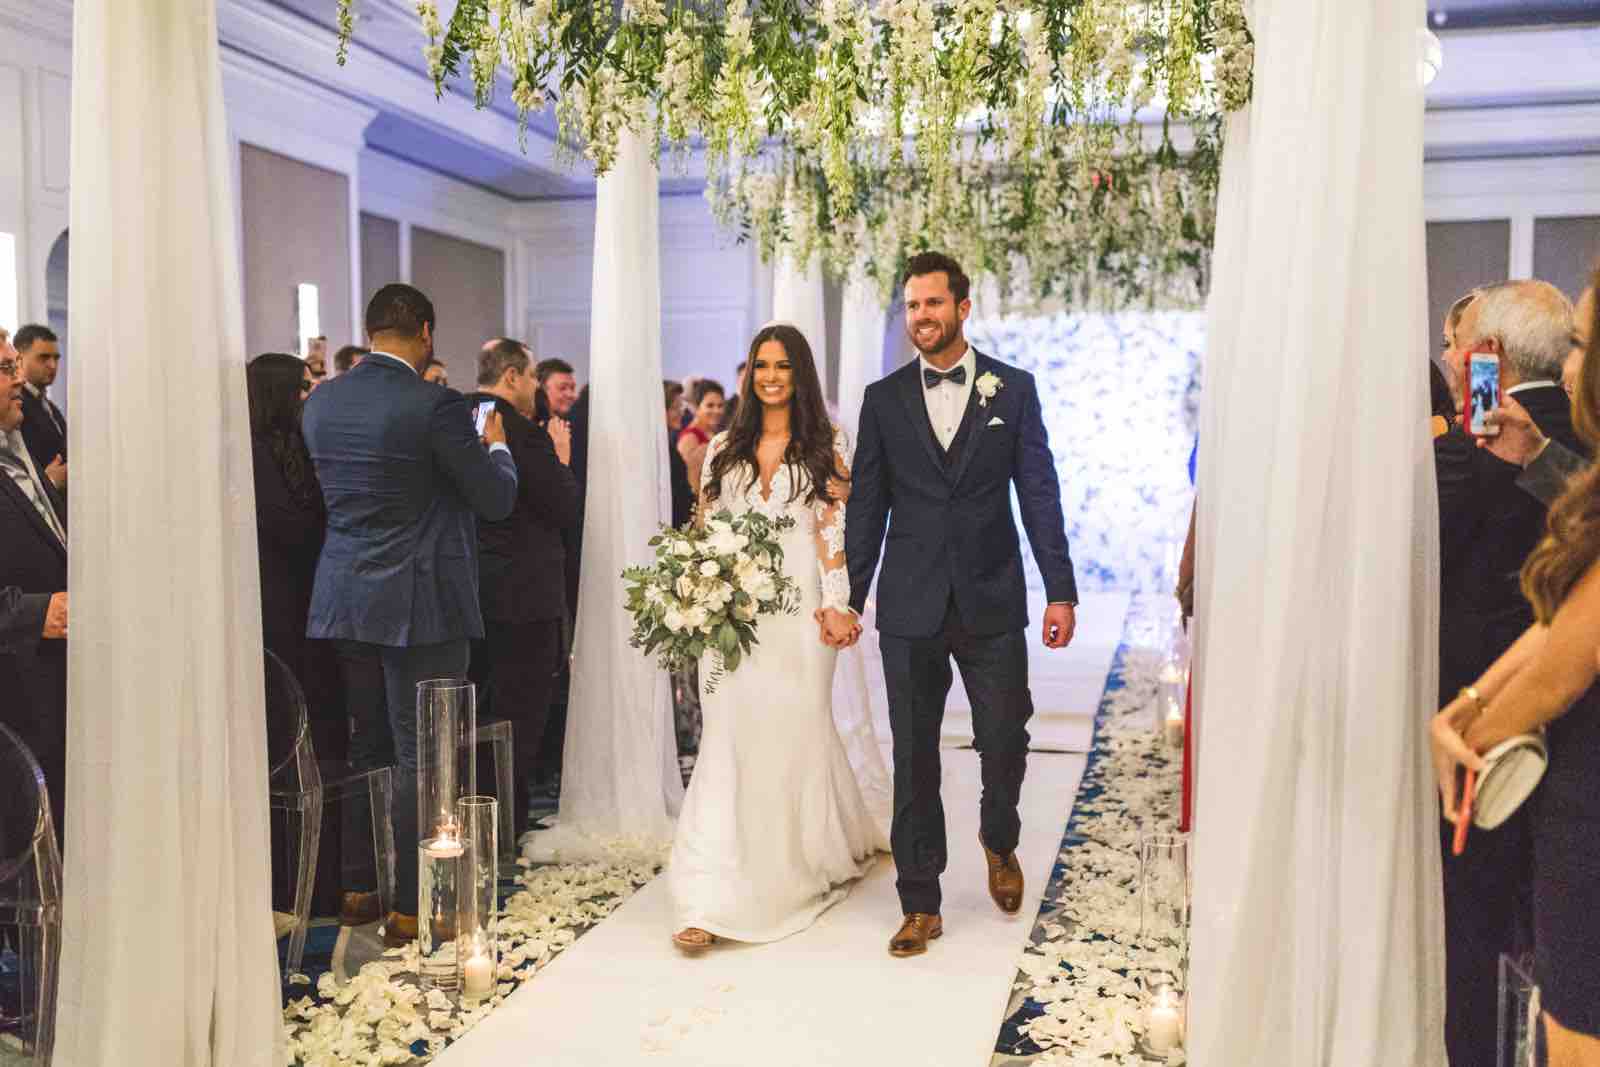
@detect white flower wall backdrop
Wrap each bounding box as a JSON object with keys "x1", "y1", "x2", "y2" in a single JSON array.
[{"x1": 966, "y1": 310, "x2": 1203, "y2": 592}]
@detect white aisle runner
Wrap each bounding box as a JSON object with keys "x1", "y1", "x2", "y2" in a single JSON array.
[{"x1": 442, "y1": 747, "x2": 1086, "y2": 1067}]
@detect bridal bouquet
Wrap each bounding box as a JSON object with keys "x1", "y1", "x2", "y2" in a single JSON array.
[{"x1": 621, "y1": 509, "x2": 800, "y2": 692}]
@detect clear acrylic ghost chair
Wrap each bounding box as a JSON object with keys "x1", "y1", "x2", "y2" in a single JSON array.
[
  {"x1": 462, "y1": 719, "x2": 514, "y2": 858},
  {"x1": 265, "y1": 650, "x2": 397, "y2": 977},
  {"x1": 0, "y1": 722, "x2": 61, "y2": 1067}
]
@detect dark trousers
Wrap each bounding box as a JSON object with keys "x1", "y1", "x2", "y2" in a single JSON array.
[
  {"x1": 878, "y1": 598, "x2": 1033, "y2": 916},
  {"x1": 470, "y1": 618, "x2": 562, "y2": 838},
  {"x1": 1440, "y1": 807, "x2": 1534, "y2": 1067},
  {"x1": 337, "y1": 638, "x2": 470, "y2": 909}
]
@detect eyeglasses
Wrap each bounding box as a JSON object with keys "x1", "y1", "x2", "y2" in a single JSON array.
[{"x1": 0, "y1": 359, "x2": 15, "y2": 378}]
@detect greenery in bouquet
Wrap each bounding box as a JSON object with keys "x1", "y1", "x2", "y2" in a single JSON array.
[{"x1": 622, "y1": 509, "x2": 800, "y2": 692}]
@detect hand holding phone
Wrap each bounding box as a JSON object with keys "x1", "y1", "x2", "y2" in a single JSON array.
[
  {"x1": 1452, "y1": 767, "x2": 1476, "y2": 856},
  {"x1": 1466, "y1": 351, "x2": 1501, "y2": 437},
  {"x1": 474, "y1": 399, "x2": 497, "y2": 438}
]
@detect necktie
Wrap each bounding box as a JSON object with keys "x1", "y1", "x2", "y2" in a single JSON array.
[{"x1": 923, "y1": 365, "x2": 966, "y2": 389}]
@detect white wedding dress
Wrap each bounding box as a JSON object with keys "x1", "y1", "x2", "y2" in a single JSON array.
[{"x1": 668, "y1": 427, "x2": 892, "y2": 941}]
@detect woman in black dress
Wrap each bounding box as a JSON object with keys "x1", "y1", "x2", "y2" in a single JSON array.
[{"x1": 1433, "y1": 270, "x2": 1600, "y2": 1065}]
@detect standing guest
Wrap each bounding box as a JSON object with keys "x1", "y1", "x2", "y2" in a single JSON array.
[
  {"x1": 665, "y1": 381, "x2": 693, "y2": 528},
  {"x1": 0, "y1": 339, "x2": 68, "y2": 842},
  {"x1": 466, "y1": 340, "x2": 577, "y2": 837},
  {"x1": 302, "y1": 284, "x2": 517, "y2": 943},
  {"x1": 534, "y1": 357, "x2": 578, "y2": 423},
  {"x1": 719, "y1": 361, "x2": 748, "y2": 433},
  {"x1": 1433, "y1": 279, "x2": 1583, "y2": 1067},
  {"x1": 305, "y1": 336, "x2": 329, "y2": 390},
  {"x1": 677, "y1": 379, "x2": 725, "y2": 496},
  {"x1": 1562, "y1": 283, "x2": 1594, "y2": 397},
  {"x1": 422, "y1": 358, "x2": 449, "y2": 388},
  {"x1": 332, "y1": 344, "x2": 368, "y2": 377},
  {"x1": 13, "y1": 325, "x2": 66, "y2": 491},
  {"x1": 1431, "y1": 268, "x2": 1600, "y2": 1065},
  {"x1": 539, "y1": 383, "x2": 589, "y2": 797}
]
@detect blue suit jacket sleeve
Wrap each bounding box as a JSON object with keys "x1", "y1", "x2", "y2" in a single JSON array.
[
  {"x1": 1013, "y1": 372, "x2": 1078, "y2": 604},
  {"x1": 430, "y1": 393, "x2": 518, "y2": 521},
  {"x1": 846, "y1": 386, "x2": 890, "y2": 615}
]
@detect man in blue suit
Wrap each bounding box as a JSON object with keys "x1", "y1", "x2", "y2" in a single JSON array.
[
  {"x1": 844, "y1": 252, "x2": 1078, "y2": 958},
  {"x1": 303, "y1": 283, "x2": 517, "y2": 939}
]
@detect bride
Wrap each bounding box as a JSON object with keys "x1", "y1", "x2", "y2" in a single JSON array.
[{"x1": 668, "y1": 323, "x2": 891, "y2": 951}]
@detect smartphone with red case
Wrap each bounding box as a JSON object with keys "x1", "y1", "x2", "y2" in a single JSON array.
[{"x1": 1452, "y1": 767, "x2": 1477, "y2": 856}]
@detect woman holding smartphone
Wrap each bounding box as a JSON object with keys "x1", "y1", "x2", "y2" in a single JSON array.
[{"x1": 1432, "y1": 267, "x2": 1600, "y2": 1066}]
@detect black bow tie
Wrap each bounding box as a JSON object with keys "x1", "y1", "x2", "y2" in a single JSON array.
[{"x1": 923, "y1": 365, "x2": 966, "y2": 389}]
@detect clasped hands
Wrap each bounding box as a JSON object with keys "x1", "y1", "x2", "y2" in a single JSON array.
[{"x1": 814, "y1": 607, "x2": 861, "y2": 649}]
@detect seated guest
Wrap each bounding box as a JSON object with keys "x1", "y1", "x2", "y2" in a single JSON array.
[
  {"x1": 677, "y1": 378, "x2": 724, "y2": 496},
  {"x1": 0, "y1": 340, "x2": 67, "y2": 841},
  {"x1": 1433, "y1": 279, "x2": 1583, "y2": 1067},
  {"x1": 332, "y1": 344, "x2": 368, "y2": 377},
  {"x1": 466, "y1": 340, "x2": 577, "y2": 836},
  {"x1": 303, "y1": 284, "x2": 517, "y2": 942},
  {"x1": 13, "y1": 325, "x2": 66, "y2": 492},
  {"x1": 665, "y1": 381, "x2": 693, "y2": 528},
  {"x1": 1431, "y1": 272, "x2": 1600, "y2": 1064},
  {"x1": 422, "y1": 357, "x2": 449, "y2": 388}
]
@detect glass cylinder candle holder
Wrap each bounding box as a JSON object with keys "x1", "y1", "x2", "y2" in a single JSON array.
[
  {"x1": 455, "y1": 795, "x2": 500, "y2": 1003},
  {"x1": 416, "y1": 678, "x2": 476, "y2": 991},
  {"x1": 1138, "y1": 829, "x2": 1192, "y2": 968}
]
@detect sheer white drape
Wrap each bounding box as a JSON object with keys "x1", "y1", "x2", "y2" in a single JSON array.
[
  {"x1": 55, "y1": 2, "x2": 281, "y2": 1063},
  {"x1": 835, "y1": 275, "x2": 884, "y2": 440},
  {"x1": 528, "y1": 126, "x2": 683, "y2": 860},
  {"x1": 772, "y1": 253, "x2": 829, "y2": 398},
  {"x1": 1188, "y1": 2, "x2": 1445, "y2": 1064}
]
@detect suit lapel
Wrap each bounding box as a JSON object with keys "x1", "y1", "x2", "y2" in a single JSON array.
[
  {"x1": 897, "y1": 362, "x2": 948, "y2": 479},
  {"x1": 946, "y1": 353, "x2": 991, "y2": 490},
  {"x1": 0, "y1": 472, "x2": 66, "y2": 560}
]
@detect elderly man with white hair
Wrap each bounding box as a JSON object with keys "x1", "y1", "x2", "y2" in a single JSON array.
[{"x1": 1432, "y1": 277, "x2": 1586, "y2": 1067}]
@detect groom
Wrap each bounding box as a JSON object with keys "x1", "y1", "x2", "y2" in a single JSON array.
[{"x1": 842, "y1": 251, "x2": 1078, "y2": 957}]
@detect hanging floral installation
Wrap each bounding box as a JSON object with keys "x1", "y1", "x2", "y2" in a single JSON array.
[{"x1": 335, "y1": 0, "x2": 1251, "y2": 308}]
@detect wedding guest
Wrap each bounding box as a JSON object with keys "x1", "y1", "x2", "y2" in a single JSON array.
[
  {"x1": 466, "y1": 340, "x2": 577, "y2": 836},
  {"x1": 539, "y1": 382, "x2": 589, "y2": 797},
  {"x1": 422, "y1": 358, "x2": 449, "y2": 387},
  {"x1": 534, "y1": 357, "x2": 578, "y2": 423},
  {"x1": 1431, "y1": 272, "x2": 1600, "y2": 1064},
  {"x1": 302, "y1": 284, "x2": 517, "y2": 943},
  {"x1": 1433, "y1": 279, "x2": 1583, "y2": 1067},
  {"x1": 678, "y1": 379, "x2": 725, "y2": 496},
  {"x1": 332, "y1": 344, "x2": 368, "y2": 376},
  {"x1": 1562, "y1": 282, "x2": 1594, "y2": 397},
  {"x1": 13, "y1": 325, "x2": 66, "y2": 491},
  {"x1": 665, "y1": 381, "x2": 693, "y2": 528},
  {"x1": 0, "y1": 343, "x2": 67, "y2": 841},
  {"x1": 305, "y1": 336, "x2": 329, "y2": 389}
]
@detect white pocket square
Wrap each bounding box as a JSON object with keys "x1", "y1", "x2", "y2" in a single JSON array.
[{"x1": 987, "y1": 416, "x2": 1005, "y2": 427}]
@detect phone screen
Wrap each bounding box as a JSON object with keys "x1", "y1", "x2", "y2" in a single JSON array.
[
  {"x1": 474, "y1": 399, "x2": 496, "y2": 437},
  {"x1": 1469, "y1": 353, "x2": 1499, "y2": 436}
]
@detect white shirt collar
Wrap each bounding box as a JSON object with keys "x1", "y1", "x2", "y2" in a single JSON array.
[
  {"x1": 22, "y1": 382, "x2": 42, "y2": 399},
  {"x1": 918, "y1": 342, "x2": 976, "y2": 379},
  {"x1": 1506, "y1": 380, "x2": 1558, "y2": 397},
  {"x1": 366, "y1": 350, "x2": 419, "y2": 376}
]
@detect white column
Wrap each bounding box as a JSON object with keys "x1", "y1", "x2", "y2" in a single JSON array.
[
  {"x1": 835, "y1": 273, "x2": 885, "y2": 439},
  {"x1": 772, "y1": 251, "x2": 828, "y2": 398},
  {"x1": 551, "y1": 124, "x2": 683, "y2": 849},
  {"x1": 58, "y1": 1, "x2": 280, "y2": 1064},
  {"x1": 1188, "y1": 1, "x2": 1444, "y2": 1063}
]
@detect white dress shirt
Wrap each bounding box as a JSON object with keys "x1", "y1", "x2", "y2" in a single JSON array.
[
  {"x1": 920, "y1": 344, "x2": 976, "y2": 451},
  {"x1": 0, "y1": 428, "x2": 65, "y2": 546}
]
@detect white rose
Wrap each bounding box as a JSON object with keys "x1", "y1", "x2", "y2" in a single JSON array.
[
  {"x1": 671, "y1": 539, "x2": 695, "y2": 557},
  {"x1": 674, "y1": 575, "x2": 695, "y2": 599},
  {"x1": 706, "y1": 526, "x2": 750, "y2": 557},
  {"x1": 699, "y1": 560, "x2": 720, "y2": 577},
  {"x1": 663, "y1": 607, "x2": 686, "y2": 632},
  {"x1": 748, "y1": 571, "x2": 778, "y2": 603},
  {"x1": 684, "y1": 605, "x2": 708, "y2": 631}
]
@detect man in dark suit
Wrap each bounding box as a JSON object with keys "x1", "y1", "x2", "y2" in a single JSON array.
[
  {"x1": 844, "y1": 251, "x2": 1078, "y2": 958},
  {"x1": 1433, "y1": 279, "x2": 1584, "y2": 1067},
  {"x1": 13, "y1": 325, "x2": 66, "y2": 493},
  {"x1": 303, "y1": 284, "x2": 518, "y2": 939},
  {"x1": 466, "y1": 340, "x2": 578, "y2": 838},
  {"x1": 0, "y1": 342, "x2": 69, "y2": 844}
]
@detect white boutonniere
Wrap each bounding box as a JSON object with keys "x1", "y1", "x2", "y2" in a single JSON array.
[{"x1": 975, "y1": 371, "x2": 1003, "y2": 407}]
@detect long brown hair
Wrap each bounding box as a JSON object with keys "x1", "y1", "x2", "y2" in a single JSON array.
[
  {"x1": 705, "y1": 324, "x2": 839, "y2": 508},
  {"x1": 1522, "y1": 265, "x2": 1600, "y2": 623}
]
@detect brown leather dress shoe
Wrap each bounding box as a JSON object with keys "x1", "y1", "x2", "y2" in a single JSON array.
[
  {"x1": 381, "y1": 911, "x2": 418, "y2": 948},
  {"x1": 980, "y1": 836, "x2": 1024, "y2": 914},
  {"x1": 339, "y1": 891, "x2": 382, "y2": 927},
  {"x1": 888, "y1": 913, "x2": 943, "y2": 957}
]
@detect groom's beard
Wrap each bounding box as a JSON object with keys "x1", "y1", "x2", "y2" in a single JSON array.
[{"x1": 909, "y1": 319, "x2": 960, "y2": 357}]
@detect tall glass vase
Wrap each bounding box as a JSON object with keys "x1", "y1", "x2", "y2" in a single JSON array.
[
  {"x1": 1138, "y1": 830, "x2": 1191, "y2": 1052},
  {"x1": 456, "y1": 795, "x2": 500, "y2": 1003},
  {"x1": 416, "y1": 678, "x2": 476, "y2": 992}
]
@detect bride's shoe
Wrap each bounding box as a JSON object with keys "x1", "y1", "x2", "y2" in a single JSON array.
[{"x1": 672, "y1": 927, "x2": 717, "y2": 952}]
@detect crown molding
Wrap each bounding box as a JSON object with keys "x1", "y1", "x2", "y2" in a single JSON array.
[{"x1": 0, "y1": 0, "x2": 71, "y2": 45}]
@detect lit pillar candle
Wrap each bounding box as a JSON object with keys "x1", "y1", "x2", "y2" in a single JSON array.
[
  {"x1": 462, "y1": 951, "x2": 495, "y2": 999},
  {"x1": 1164, "y1": 707, "x2": 1185, "y2": 748},
  {"x1": 1145, "y1": 987, "x2": 1184, "y2": 1051}
]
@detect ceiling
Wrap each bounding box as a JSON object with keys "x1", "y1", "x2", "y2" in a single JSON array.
[{"x1": 246, "y1": 0, "x2": 1600, "y2": 201}]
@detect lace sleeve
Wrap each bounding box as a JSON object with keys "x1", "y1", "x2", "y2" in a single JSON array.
[
  {"x1": 814, "y1": 425, "x2": 852, "y2": 613},
  {"x1": 696, "y1": 432, "x2": 727, "y2": 527}
]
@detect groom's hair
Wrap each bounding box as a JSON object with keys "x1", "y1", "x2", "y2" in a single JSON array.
[{"x1": 903, "y1": 251, "x2": 970, "y2": 305}]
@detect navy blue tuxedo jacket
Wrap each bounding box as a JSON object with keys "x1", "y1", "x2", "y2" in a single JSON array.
[
  {"x1": 846, "y1": 349, "x2": 1077, "y2": 639},
  {"x1": 302, "y1": 354, "x2": 517, "y2": 647}
]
